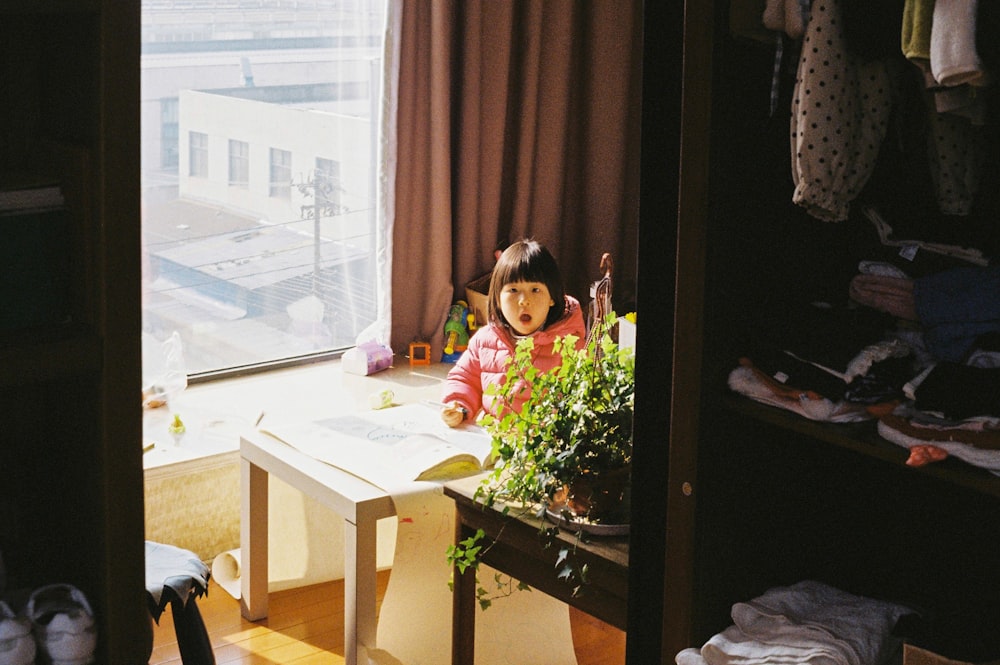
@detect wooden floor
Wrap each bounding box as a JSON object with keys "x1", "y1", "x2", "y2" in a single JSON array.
[{"x1": 149, "y1": 571, "x2": 626, "y2": 664}]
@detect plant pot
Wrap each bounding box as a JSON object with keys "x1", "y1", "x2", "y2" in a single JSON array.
[{"x1": 551, "y1": 465, "x2": 631, "y2": 527}]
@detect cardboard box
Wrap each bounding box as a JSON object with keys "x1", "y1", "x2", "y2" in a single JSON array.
[
  {"x1": 465, "y1": 272, "x2": 491, "y2": 328},
  {"x1": 904, "y1": 644, "x2": 1000, "y2": 665}
]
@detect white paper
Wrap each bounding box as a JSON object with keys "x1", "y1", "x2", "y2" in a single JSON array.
[
  {"x1": 211, "y1": 548, "x2": 242, "y2": 600},
  {"x1": 375, "y1": 486, "x2": 579, "y2": 665},
  {"x1": 261, "y1": 403, "x2": 493, "y2": 492}
]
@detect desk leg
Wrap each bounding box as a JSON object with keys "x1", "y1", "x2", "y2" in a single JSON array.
[
  {"x1": 451, "y1": 523, "x2": 476, "y2": 665},
  {"x1": 344, "y1": 515, "x2": 378, "y2": 665},
  {"x1": 240, "y1": 459, "x2": 269, "y2": 621}
]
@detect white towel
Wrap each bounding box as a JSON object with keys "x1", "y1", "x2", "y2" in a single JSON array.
[
  {"x1": 735, "y1": 581, "x2": 911, "y2": 664},
  {"x1": 703, "y1": 624, "x2": 848, "y2": 665},
  {"x1": 931, "y1": 0, "x2": 988, "y2": 87},
  {"x1": 676, "y1": 647, "x2": 709, "y2": 665},
  {"x1": 698, "y1": 581, "x2": 912, "y2": 665}
]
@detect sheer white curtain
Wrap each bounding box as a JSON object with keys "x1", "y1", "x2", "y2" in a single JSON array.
[
  {"x1": 140, "y1": 2, "x2": 391, "y2": 377},
  {"x1": 371, "y1": 0, "x2": 402, "y2": 348}
]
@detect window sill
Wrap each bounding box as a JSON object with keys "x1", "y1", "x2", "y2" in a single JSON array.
[{"x1": 142, "y1": 357, "x2": 453, "y2": 471}]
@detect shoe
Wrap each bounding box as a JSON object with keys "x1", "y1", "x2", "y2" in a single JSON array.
[
  {"x1": 0, "y1": 601, "x2": 35, "y2": 665},
  {"x1": 26, "y1": 585, "x2": 96, "y2": 665}
]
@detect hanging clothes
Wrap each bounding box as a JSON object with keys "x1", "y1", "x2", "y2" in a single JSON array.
[
  {"x1": 924, "y1": 0, "x2": 989, "y2": 215},
  {"x1": 790, "y1": 0, "x2": 893, "y2": 222},
  {"x1": 762, "y1": 0, "x2": 808, "y2": 39},
  {"x1": 901, "y1": 0, "x2": 935, "y2": 86},
  {"x1": 931, "y1": 0, "x2": 989, "y2": 88}
]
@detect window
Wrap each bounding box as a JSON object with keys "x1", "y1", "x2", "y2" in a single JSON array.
[
  {"x1": 228, "y1": 140, "x2": 250, "y2": 188},
  {"x1": 140, "y1": 1, "x2": 387, "y2": 377},
  {"x1": 188, "y1": 131, "x2": 208, "y2": 178},
  {"x1": 269, "y1": 148, "x2": 292, "y2": 199},
  {"x1": 160, "y1": 99, "x2": 179, "y2": 169}
]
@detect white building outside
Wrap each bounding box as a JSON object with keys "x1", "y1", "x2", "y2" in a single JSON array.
[{"x1": 140, "y1": 1, "x2": 385, "y2": 375}]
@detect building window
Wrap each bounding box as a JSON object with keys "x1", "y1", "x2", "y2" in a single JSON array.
[
  {"x1": 228, "y1": 139, "x2": 250, "y2": 189},
  {"x1": 160, "y1": 98, "x2": 179, "y2": 169},
  {"x1": 188, "y1": 131, "x2": 208, "y2": 178},
  {"x1": 140, "y1": 1, "x2": 387, "y2": 377},
  {"x1": 269, "y1": 148, "x2": 292, "y2": 199}
]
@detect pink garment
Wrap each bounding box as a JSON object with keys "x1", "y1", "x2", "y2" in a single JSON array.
[
  {"x1": 762, "y1": 0, "x2": 806, "y2": 39},
  {"x1": 849, "y1": 274, "x2": 918, "y2": 321},
  {"x1": 441, "y1": 295, "x2": 585, "y2": 422}
]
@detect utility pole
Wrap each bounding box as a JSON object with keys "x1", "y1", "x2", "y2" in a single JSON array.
[{"x1": 296, "y1": 170, "x2": 341, "y2": 294}]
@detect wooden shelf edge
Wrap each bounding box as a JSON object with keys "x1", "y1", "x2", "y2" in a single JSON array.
[
  {"x1": 721, "y1": 391, "x2": 1000, "y2": 499},
  {"x1": 0, "y1": 1, "x2": 100, "y2": 15}
]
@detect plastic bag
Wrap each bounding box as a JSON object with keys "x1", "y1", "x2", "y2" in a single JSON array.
[{"x1": 142, "y1": 331, "x2": 188, "y2": 408}]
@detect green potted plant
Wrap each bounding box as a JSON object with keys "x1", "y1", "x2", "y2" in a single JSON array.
[{"x1": 448, "y1": 315, "x2": 635, "y2": 607}]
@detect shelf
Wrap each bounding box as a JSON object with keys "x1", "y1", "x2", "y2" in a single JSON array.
[
  {"x1": 0, "y1": 327, "x2": 101, "y2": 387},
  {"x1": 0, "y1": 1, "x2": 100, "y2": 16},
  {"x1": 0, "y1": 0, "x2": 148, "y2": 661},
  {"x1": 722, "y1": 393, "x2": 1000, "y2": 500}
]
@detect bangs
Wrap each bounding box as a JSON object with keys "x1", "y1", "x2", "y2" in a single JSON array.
[{"x1": 496, "y1": 256, "x2": 549, "y2": 286}]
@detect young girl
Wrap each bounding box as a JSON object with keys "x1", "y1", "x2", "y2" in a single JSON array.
[{"x1": 441, "y1": 239, "x2": 585, "y2": 427}]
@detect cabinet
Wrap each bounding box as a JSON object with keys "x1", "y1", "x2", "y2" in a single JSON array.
[
  {"x1": 0, "y1": 3, "x2": 146, "y2": 663},
  {"x1": 651, "y1": 0, "x2": 1000, "y2": 662}
]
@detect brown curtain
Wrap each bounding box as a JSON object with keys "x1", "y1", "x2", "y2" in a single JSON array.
[{"x1": 391, "y1": 0, "x2": 643, "y2": 356}]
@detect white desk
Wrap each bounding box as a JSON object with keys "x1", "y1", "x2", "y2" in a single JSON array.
[
  {"x1": 240, "y1": 430, "x2": 393, "y2": 665},
  {"x1": 238, "y1": 360, "x2": 452, "y2": 665}
]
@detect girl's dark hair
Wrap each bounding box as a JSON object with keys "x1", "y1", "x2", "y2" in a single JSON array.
[{"x1": 488, "y1": 239, "x2": 566, "y2": 330}]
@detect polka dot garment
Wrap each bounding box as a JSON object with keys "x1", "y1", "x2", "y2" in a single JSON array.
[
  {"x1": 926, "y1": 96, "x2": 984, "y2": 216},
  {"x1": 790, "y1": 0, "x2": 893, "y2": 222}
]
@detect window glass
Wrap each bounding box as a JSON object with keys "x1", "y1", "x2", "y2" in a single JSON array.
[
  {"x1": 228, "y1": 139, "x2": 250, "y2": 188},
  {"x1": 160, "y1": 99, "x2": 179, "y2": 169},
  {"x1": 141, "y1": 1, "x2": 386, "y2": 377},
  {"x1": 188, "y1": 131, "x2": 208, "y2": 178},
  {"x1": 270, "y1": 148, "x2": 292, "y2": 199}
]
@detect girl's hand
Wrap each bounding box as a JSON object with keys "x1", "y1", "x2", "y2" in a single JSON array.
[{"x1": 441, "y1": 401, "x2": 468, "y2": 427}]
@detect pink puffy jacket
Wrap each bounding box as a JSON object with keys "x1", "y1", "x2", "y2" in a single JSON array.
[{"x1": 441, "y1": 295, "x2": 586, "y2": 423}]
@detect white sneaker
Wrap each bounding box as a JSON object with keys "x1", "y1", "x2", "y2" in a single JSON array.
[
  {"x1": 0, "y1": 601, "x2": 35, "y2": 665},
  {"x1": 26, "y1": 585, "x2": 96, "y2": 665}
]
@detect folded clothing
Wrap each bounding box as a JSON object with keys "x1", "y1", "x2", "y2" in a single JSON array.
[
  {"x1": 914, "y1": 266, "x2": 1000, "y2": 363},
  {"x1": 880, "y1": 411, "x2": 1000, "y2": 450},
  {"x1": 676, "y1": 647, "x2": 708, "y2": 665},
  {"x1": 746, "y1": 301, "x2": 898, "y2": 378},
  {"x1": 878, "y1": 413, "x2": 1000, "y2": 475},
  {"x1": 727, "y1": 361, "x2": 873, "y2": 424},
  {"x1": 704, "y1": 623, "x2": 852, "y2": 665},
  {"x1": 912, "y1": 362, "x2": 1000, "y2": 420},
  {"x1": 694, "y1": 580, "x2": 914, "y2": 665},
  {"x1": 741, "y1": 347, "x2": 851, "y2": 402}
]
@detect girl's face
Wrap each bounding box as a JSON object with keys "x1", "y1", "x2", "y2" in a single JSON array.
[{"x1": 499, "y1": 281, "x2": 555, "y2": 335}]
